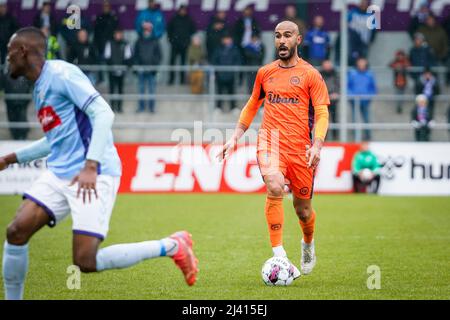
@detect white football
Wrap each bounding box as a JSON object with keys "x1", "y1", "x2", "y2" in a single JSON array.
[
  {"x1": 360, "y1": 168, "x2": 374, "y2": 182},
  {"x1": 261, "y1": 256, "x2": 296, "y2": 286}
]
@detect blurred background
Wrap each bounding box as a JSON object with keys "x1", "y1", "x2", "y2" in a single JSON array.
[{"x1": 0, "y1": 0, "x2": 449, "y2": 143}]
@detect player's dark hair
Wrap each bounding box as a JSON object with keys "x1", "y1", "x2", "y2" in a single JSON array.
[
  {"x1": 15, "y1": 27, "x2": 47, "y2": 57},
  {"x1": 15, "y1": 27, "x2": 47, "y2": 43}
]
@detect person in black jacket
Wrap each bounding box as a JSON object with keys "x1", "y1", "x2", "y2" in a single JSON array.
[
  {"x1": 243, "y1": 32, "x2": 265, "y2": 93},
  {"x1": 206, "y1": 10, "x2": 229, "y2": 62},
  {"x1": 134, "y1": 22, "x2": 162, "y2": 113},
  {"x1": 32, "y1": 1, "x2": 57, "y2": 36},
  {"x1": 0, "y1": 3, "x2": 19, "y2": 64},
  {"x1": 447, "y1": 105, "x2": 450, "y2": 141},
  {"x1": 94, "y1": 1, "x2": 118, "y2": 84},
  {"x1": 72, "y1": 29, "x2": 98, "y2": 85},
  {"x1": 409, "y1": 33, "x2": 436, "y2": 83},
  {"x1": 167, "y1": 5, "x2": 196, "y2": 85},
  {"x1": 233, "y1": 5, "x2": 260, "y2": 85},
  {"x1": 0, "y1": 68, "x2": 32, "y2": 140},
  {"x1": 94, "y1": 1, "x2": 118, "y2": 59},
  {"x1": 60, "y1": 13, "x2": 92, "y2": 62},
  {"x1": 104, "y1": 29, "x2": 132, "y2": 113},
  {"x1": 321, "y1": 60, "x2": 340, "y2": 140},
  {"x1": 233, "y1": 5, "x2": 261, "y2": 58},
  {"x1": 212, "y1": 34, "x2": 242, "y2": 112}
]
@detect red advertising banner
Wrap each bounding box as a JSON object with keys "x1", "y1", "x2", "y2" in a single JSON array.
[
  {"x1": 116, "y1": 143, "x2": 361, "y2": 194},
  {"x1": 4, "y1": 141, "x2": 449, "y2": 196}
]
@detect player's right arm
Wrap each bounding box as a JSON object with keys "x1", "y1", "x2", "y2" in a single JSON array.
[
  {"x1": 218, "y1": 68, "x2": 265, "y2": 160},
  {"x1": 352, "y1": 152, "x2": 362, "y2": 175},
  {"x1": 0, "y1": 137, "x2": 51, "y2": 171}
]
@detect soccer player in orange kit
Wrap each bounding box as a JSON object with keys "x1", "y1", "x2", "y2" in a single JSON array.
[{"x1": 219, "y1": 21, "x2": 330, "y2": 276}]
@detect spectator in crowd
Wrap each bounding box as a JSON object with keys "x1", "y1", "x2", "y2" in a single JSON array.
[
  {"x1": 233, "y1": 5, "x2": 261, "y2": 55},
  {"x1": 135, "y1": 0, "x2": 165, "y2": 40},
  {"x1": 408, "y1": 2, "x2": 431, "y2": 39},
  {"x1": 104, "y1": 28, "x2": 132, "y2": 113},
  {"x1": 283, "y1": 4, "x2": 307, "y2": 56},
  {"x1": 206, "y1": 10, "x2": 229, "y2": 62},
  {"x1": 447, "y1": 105, "x2": 450, "y2": 140},
  {"x1": 233, "y1": 5, "x2": 260, "y2": 84},
  {"x1": 415, "y1": 68, "x2": 440, "y2": 119},
  {"x1": 134, "y1": 22, "x2": 162, "y2": 113},
  {"x1": 352, "y1": 141, "x2": 381, "y2": 193},
  {"x1": 409, "y1": 32, "x2": 435, "y2": 83},
  {"x1": 167, "y1": 5, "x2": 196, "y2": 85},
  {"x1": 94, "y1": 1, "x2": 118, "y2": 60},
  {"x1": 187, "y1": 34, "x2": 206, "y2": 94},
  {"x1": 417, "y1": 14, "x2": 448, "y2": 64},
  {"x1": 304, "y1": 15, "x2": 330, "y2": 66},
  {"x1": 348, "y1": 57, "x2": 377, "y2": 141},
  {"x1": 93, "y1": 0, "x2": 119, "y2": 84},
  {"x1": 243, "y1": 32, "x2": 265, "y2": 93},
  {"x1": 283, "y1": 4, "x2": 307, "y2": 39},
  {"x1": 321, "y1": 59, "x2": 340, "y2": 140},
  {"x1": 60, "y1": 12, "x2": 92, "y2": 61},
  {"x1": 72, "y1": 29, "x2": 98, "y2": 85},
  {"x1": 41, "y1": 26, "x2": 60, "y2": 60},
  {"x1": 212, "y1": 33, "x2": 242, "y2": 114},
  {"x1": 33, "y1": 1, "x2": 57, "y2": 36},
  {"x1": 411, "y1": 94, "x2": 434, "y2": 142},
  {"x1": 0, "y1": 2, "x2": 19, "y2": 64},
  {"x1": 0, "y1": 70, "x2": 32, "y2": 140},
  {"x1": 348, "y1": 0, "x2": 376, "y2": 65},
  {"x1": 443, "y1": 14, "x2": 450, "y2": 85},
  {"x1": 389, "y1": 50, "x2": 411, "y2": 114},
  {"x1": 188, "y1": 34, "x2": 206, "y2": 66}
]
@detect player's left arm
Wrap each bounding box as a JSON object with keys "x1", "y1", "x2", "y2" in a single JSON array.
[
  {"x1": 306, "y1": 70, "x2": 330, "y2": 169},
  {"x1": 0, "y1": 137, "x2": 51, "y2": 171},
  {"x1": 70, "y1": 96, "x2": 114, "y2": 203},
  {"x1": 62, "y1": 67, "x2": 114, "y2": 203}
]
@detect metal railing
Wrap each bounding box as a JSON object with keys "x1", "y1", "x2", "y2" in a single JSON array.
[{"x1": 1, "y1": 65, "x2": 450, "y2": 142}]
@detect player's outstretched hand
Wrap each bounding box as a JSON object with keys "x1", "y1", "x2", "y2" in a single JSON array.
[
  {"x1": 0, "y1": 154, "x2": 17, "y2": 171},
  {"x1": 217, "y1": 138, "x2": 237, "y2": 162},
  {"x1": 0, "y1": 157, "x2": 8, "y2": 171},
  {"x1": 70, "y1": 160, "x2": 99, "y2": 204},
  {"x1": 305, "y1": 141, "x2": 323, "y2": 170}
]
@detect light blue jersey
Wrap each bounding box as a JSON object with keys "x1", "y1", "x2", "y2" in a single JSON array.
[{"x1": 32, "y1": 60, "x2": 122, "y2": 179}]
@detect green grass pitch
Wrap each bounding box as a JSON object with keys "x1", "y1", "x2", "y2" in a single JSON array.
[{"x1": 0, "y1": 194, "x2": 449, "y2": 300}]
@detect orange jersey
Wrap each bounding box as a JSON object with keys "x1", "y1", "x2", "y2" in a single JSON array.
[{"x1": 239, "y1": 58, "x2": 330, "y2": 154}]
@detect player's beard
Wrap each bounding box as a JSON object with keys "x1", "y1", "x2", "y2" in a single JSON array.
[
  {"x1": 6, "y1": 60, "x2": 21, "y2": 79},
  {"x1": 277, "y1": 46, "x2": 297, "y2": 61}
]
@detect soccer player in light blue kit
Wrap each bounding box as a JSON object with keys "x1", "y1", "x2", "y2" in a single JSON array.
[{"x1": 0, "y1": 27, "x2": 198, "y2": 300}]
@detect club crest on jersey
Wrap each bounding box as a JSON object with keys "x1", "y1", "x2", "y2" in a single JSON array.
[
  {"x1": 290, "y1": 76, "x2": 301, "y2": 86},
  {"x1": 38, "y1": 106, "x2": 62, "y2": 132},
  {"x1": 267, "y1": 91, "x2": 299, "y2": 104}
]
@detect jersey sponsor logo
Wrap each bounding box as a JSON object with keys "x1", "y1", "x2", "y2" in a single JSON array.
[
  {"x1": 290, "y1": 76, "x2": 301, "y2": 86},
  {"x1": 38, "y1": 106, "x2": 62, "y2": 133},
  {"x1": 300, "y1": 187, "x2": 309, "y2": 195},
  {"x1": 267, "y1": 91, "x2": 300, "y2": 104},
  {"x1": 270, "y1": 224, "x2": 282, "y2": 231}
]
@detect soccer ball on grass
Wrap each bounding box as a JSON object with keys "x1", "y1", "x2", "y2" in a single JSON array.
[{"x1": 261, "y1": 256, "x2": 297, "y2": 286}]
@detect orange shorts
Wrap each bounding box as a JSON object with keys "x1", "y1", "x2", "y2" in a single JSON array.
[{"x1": 257, "y1": 148, "x2": 315, "y2": 199}]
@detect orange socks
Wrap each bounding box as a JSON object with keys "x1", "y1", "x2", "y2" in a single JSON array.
[
  {"x1": 265, "y1": 196, "x2": 284, "y2": 247},
  {"x1": 299, "y1": 210, "x2": 316, "y2": 244},
  {"x1": 265, "y1": 197, "x2": 316, "y2": 248}
]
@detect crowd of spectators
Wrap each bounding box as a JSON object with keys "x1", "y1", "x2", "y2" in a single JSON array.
[{"x1": 0, "y1": 0, "x2": 450, "y2": 142}]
